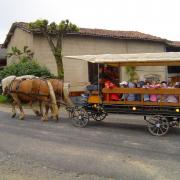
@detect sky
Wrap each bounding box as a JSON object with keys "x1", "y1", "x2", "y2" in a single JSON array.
[{"x1": 1, "y1": 0, "x2": 180, "y2": 44}]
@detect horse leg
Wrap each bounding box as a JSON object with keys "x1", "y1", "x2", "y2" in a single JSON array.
[
  {"x1": 57, "y1": 101, "x2": 60, "y2": 121},
  {"x1": 11, "y1": 101, "x2": 17, "y2": 118},
  {"x1": 39, "y1": 101, "x2": 43, "y2": 116},
  {"x1": 30, "y1": 101, "x2": 42, "y2": 117},
  {"x1": 11, "y1": 94, "x2": 25, "y2": 120},
  {"x1": 41, "y1": 103, "x2": 48, "y2": 122}
]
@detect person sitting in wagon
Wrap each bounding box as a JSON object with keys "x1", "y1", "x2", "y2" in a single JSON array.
[
  {"x1": 120, "y1": 81, "x2": 136, "y2": 101},
  {"x1": 160, "y1": 81, "x2": 168, "y2": 102},
  {"x1": 104, "y1": 80, "x2": 120, "y2": 101},
  {"x1": 149, "y1": 80, "x2": 161, "y2": 102},
  {"x1": 142, "y1": 81, "x2": 150, "y2": 101},
  {"x1": 166, "y1": 82, "x2": 178, "y2": 103},
  {"x1": 119, "y1": 81, "x2": 128, "y2": 101}
]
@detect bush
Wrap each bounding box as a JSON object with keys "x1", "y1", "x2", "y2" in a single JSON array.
[
  {"x1": 0, "y1": 95, "x2": 9, "y2": 103},
  {"x1": 0, "y1": 59, "x2": 54, "y2": 80}
]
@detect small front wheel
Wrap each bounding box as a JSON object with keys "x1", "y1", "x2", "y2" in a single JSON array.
[
  {"x1": 71, "y1": 108, "x2": 89, "y2": 127},
  {"x1": 91, "y1": 105, "x2": 107, "y2": 121},
  {"x1": 147, "y1": 115, "x2": 169, "y2": 136}
]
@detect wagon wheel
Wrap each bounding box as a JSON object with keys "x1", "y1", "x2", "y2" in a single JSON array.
[
  {"x1": 147, "y1": 115, "x2": 169, "y2": 136},
  {"x1": 71, "y1": 108, "x2": 89, "y2": 127},
  {"x1": 91, "y1": 106, "x2": 107, "y2": 121}
]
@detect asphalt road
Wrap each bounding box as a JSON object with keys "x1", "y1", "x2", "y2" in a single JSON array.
[{"x1": 0, "y1": 109, "x2": 180, "y2": 180}]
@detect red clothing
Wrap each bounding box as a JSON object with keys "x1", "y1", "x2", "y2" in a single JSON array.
[{"x1": 104, "y1": 81, "x2": 119, "y2": 101}]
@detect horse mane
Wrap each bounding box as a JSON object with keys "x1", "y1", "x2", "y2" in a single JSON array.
[
  {"x1": 16, "y1": 75, "x2": 36, "y2": 80},
  {"x1": 2, "y1": 75, "x2": 38, "y2": 94},
  {"x1": 2, "y1": 76, "x2": 16, "y2": 93}
]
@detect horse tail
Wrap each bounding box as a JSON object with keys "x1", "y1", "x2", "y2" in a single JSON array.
[
  {"x1": 46, "y1": 80, "x2": 59, "y2": 117},
  {"x1": 63, "y1": 82, "x2": 74, "y2": 107}
]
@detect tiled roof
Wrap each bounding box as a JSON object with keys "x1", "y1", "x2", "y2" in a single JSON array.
[
  {"x1": 15, "y1": 22, "x2": 165, "y2": 41},
  {"x1": 2, "y1": 22, "x2": 179, "y2": 48},
  {"x1": 79, "y1": 28, "x2": 165, "y2": 42}
]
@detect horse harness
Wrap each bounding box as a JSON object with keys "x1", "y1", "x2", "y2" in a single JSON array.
[{"x1": 9, "y1": 78, "x2": 51, "y2": 99}]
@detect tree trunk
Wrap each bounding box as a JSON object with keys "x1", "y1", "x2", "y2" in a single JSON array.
[
  {"x1": 44, "y1": 32, "x2": 64, "y2": 78},
  {"x1": 55, "y1": 34, "x2": 64, "y2": 79},
  {"x1": 55, "y1": 56, "x2": 64, "y2": 79}
]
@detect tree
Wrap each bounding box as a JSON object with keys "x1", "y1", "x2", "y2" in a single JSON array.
[{"x1": 29, "y1": 19, "x2": 79, "y2": 78}]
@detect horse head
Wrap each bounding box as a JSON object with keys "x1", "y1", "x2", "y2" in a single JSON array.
[{"x1": 1, "y1": 75, "x2": 16, "y2": 95}]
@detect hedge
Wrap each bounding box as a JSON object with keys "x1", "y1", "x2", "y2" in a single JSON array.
[{"x1": 0, "y1": 59, "x2": 54, "y2": 80}]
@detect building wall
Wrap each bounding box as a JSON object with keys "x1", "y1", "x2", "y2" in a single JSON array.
[
  {"x1": 63, "y1": 36, "x2": 166, "y2": 90},
  {"x1": 7, "y1": 28, "x2": 33, "y2": 64},
  {"x1": 121, "y1": 40, "x2": 166, "y2": 81},
  {"x1": 63, "y1": 36, "x2": 127, "y2": 90},
  {"x1": 6, "y1": 28, "x2": 58, "y2": 75},
  {"x1": 6, "y1": 29, "x2": 166, "y2": 91},
  {"x1": 33, "y1": 35, "x2": 58, "y2": 75}
]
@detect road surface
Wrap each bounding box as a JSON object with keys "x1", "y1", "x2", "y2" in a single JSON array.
[{"x1": 0, "y1": 109, "x2": 180, "y2": 180}]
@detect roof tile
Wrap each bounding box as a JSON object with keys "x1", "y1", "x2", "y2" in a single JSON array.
[{"x1": 3, "y1": 22, "x2": 179, "y2": 48}]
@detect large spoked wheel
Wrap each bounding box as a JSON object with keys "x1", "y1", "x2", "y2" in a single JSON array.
[
  {"x1": 91, "y1": 106, "x2": 107, "y2": 121},
  {"x1": 147, "y1": 115, "x2": 169, "y2": 136},
  {"x1": 71, "y1": 108, "x2": 89, "y2": 127}
]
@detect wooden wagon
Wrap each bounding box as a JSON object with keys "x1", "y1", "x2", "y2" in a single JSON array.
[{"x1": 66, "y1": 52, "x2": 180, "y2": 136}]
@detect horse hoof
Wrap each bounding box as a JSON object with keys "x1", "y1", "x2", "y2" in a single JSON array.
[
  {"x1": 55, "y1": 115, "x2": 59, "y2": 122},
  {"x1": 52, "y1": 116, "x2": 59, "y2": 122},
  {"x1": 11, "y1": 113, "x2": 16, "y2": 118},
  {"x1": 41, "y1": 117, "x2": 48, "y2": 122},
  {"x1": 19, "y1": 116, "x2": 24, "y2": 120},
  {"x1": 35, "y1": 111, "x2": 41, "y2": 116}
]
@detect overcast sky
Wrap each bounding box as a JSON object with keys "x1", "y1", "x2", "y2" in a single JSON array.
[{"x1": 1, "y1": 0, "x2": 180, "y2": 44}]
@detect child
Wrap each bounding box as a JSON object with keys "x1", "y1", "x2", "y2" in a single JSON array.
[
  {"x1": 149, "y1": 81, "x2": 160, "y2": 102},
  {"x1": 166, "y1": 83, "x2": 178, "y2": 103},
  {"x1": 143, "y1": 81, "x2": 150, "y2": 102},
  {"x1": 160, "y1": 81, "x2": 168, "y2": 102}
]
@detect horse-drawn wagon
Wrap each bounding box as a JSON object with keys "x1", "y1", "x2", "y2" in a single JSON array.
[{"x1": 66, "y1": 52, "x2": 180, "y2": 136}]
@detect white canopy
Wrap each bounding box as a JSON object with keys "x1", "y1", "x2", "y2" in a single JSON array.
[{"x1": 65, "y1": 52, "x2": 180, "y2": 66}]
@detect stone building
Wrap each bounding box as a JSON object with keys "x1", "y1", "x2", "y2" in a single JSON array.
[{"x1": 3, "y1": 22, "x2": 180, "y2": 90}]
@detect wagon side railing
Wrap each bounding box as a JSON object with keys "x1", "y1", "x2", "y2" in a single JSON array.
[{"x1": 102, "y1": 88, "x2": 180, "y2": 106}]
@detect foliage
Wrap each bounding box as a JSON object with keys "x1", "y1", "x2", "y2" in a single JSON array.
[
  {"x1": 8, "y1": 46, "x2": 34, "y2": 60},
  {"x1": 29, "y1": 19, "x2": 79, "y2": 78},
  {"x1": 29, "y1": 19, "x2": 79, "y2": 34},
  {"x1": 0, "y1": 59, "x2": 53, "y2": 80},
  {"x1": 0, "y1": 95, "x2": 9, "y2": 103},
  {"x1": 125, "y1": 66, "x2": 139, "y2": 81}
]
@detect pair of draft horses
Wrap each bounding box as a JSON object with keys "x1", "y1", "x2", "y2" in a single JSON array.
[{"x1": 2, "y1": 75, "x2": 73, "y2": 121}]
